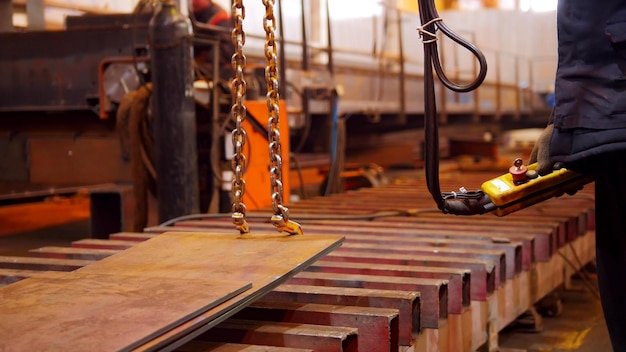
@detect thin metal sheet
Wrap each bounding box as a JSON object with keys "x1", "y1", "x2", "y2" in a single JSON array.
[{"x1": 0, "y1": 272, "x2": 251, "y2": 352}]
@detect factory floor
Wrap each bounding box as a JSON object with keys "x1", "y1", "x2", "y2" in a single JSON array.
[{"x1": 0, "y1": 199, "x2": 612, "y2": 352}]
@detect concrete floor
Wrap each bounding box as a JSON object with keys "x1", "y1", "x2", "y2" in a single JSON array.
[
  {"x1": 498, "y1": 276, "x2": 612, "y2": 352},
  {"x1": 0, "y1": 201, "x2": 613, "y2": 352}
]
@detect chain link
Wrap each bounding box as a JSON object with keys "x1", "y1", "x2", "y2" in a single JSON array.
[
  {"x1": 263, "y1": 0, "x2": 303, "y2": 235},
  {"x1": 230, "y1": 0, "x2": 249, "y2": 234}
]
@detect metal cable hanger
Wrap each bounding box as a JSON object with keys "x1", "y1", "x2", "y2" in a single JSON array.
[{"x1": 417, "y1": 0, "x2": 495, "y2": 215}]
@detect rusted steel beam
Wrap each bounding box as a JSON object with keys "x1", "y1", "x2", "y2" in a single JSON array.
[
  {"x1": 301, "y1": 185, "x2": 592, "y2": 242},
  {"x1": 0, "y1": 256, "x2": 92, "y2": 271},
  {"x1": 308, "y1": 260, "x2": 470, "y2": 314},
  {"x1": 263, "y1": 284, "x2": 419, "y2": 347},
  {"x1": 290, "y1": 209, "x2": 555, "y2": 262},
  {"x1": 506, "y1": 211, "x2": 584, "y2": 244},
  {"x1": 178, "y1": 341, "x2": 314, "y2": 352},
  {"x1": 232, "y1": 301, "x2": 399, "y2": 352},
  {"x1": 0, "y1": 269, "x2": 52, "y2": 286},
  {"x1": 321, "y1": 250, "x2": 495, "y2": 302},
  {"x1": 292, "y1": 183, "x2": 592, "y2": 232},
  {"x1": 196, "y1": 319, "x2": 358, "y2": 352},
  {"x1": 287, "y1": 271, "x2": 448, "y2": 330},
  {"x1": 71, "y1": 239, "x2": 137, "y2": 250},
  {"x1": 338, "y1": 242, "x2": 508, "y2": 282},
  {"x1": 366, "y1": 216, "x2": 546, "y2": 262},
  {"x1": 109, "y1": 232, "x2": 157, "y2": 242},
  {"x1": 28, "y1": 247, "x2": 118, "y2": 261},
  {"x1": 174, "y1": 219, "x2": 541, "y2": 267},
  {"x1": 304, "y1": 224, "x2": 523, "y2": 274}
]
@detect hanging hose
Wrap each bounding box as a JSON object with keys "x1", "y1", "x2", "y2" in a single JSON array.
[
  {"x1": 116, "y1": 84, "x2": 156, "y2": 231},
  {"x1": 418, "y1": 0, "x2": 495, "y2": 215}
]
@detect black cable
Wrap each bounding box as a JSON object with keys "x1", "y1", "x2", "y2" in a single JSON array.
[
  {"x1": 566, "y1": 241, "x2": 601, "y2": 298},
  {"x1": 290, "y1": 152, "x2": 308, "y2": 200},
  {"x1": 418, "y1": 0, "x2": 493, "y2": 215},
  {"x1": 557, "y1": 250, "x2": 601, "y2": 300}
]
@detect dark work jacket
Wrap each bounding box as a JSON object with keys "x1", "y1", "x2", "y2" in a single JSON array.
[
  {"x1": 192, "y1": 3, "x2": 235, "y2": 78},
  {"x1": 551, "y1": 0, "x2": 626, "y2": 169}
]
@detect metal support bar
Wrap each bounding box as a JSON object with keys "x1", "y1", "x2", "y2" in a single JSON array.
[
  {"x1": 264, "y1": 284, "x2": 420, "y2": 347},
  {"x1": 29, "y1": 247, "x2": 118, "y2": 261},
  {"x1": 0, "y1": 0, "x2": 13, "y2": 32},
  {"x1": 196, "y1": 319, "x2": 359, "y2": 351},
  {"x1": 288, "y1": 271, "x2": 448, "y2": 329},
  {"x1": 234, "y1": 300, "x2": 400, "y2": 352},
  {"x1": 310, "y1": 260, "x2": 470, "y2": 314},
  {"x1": 323, "y1": 250, "x2": 495, "y2": 302}
]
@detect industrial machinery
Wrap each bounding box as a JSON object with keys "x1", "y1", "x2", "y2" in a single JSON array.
[
  {"x1": 0, "y1": 2, "x2": 601, "y2": 352},
  {"x1": 0, "y1": 0, "x2": 564, "y2": 225},
  {"x1": 1, "y1": 0, "x2": 557, "y2": 190}
]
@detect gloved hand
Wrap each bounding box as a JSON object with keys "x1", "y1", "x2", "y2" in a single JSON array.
[{"x1": 528, "y1": 123, "x2": 555, "y2": 175}]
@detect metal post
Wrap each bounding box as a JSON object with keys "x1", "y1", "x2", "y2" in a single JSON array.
[
  {"x1": 149, "y1": 0, "x2": 200, "y2": 223},
  {"x1": 396, "y1": 8, "x2": 407, "y2": 125},
  {"x1": 0, "y1": 0, "x2": 13, "y2": 32},
  {"x1": 26, "y1": 0, "x2": 45, "y2": 30}
]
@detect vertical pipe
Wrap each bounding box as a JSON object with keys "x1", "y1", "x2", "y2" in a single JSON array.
[
  {"x1": 149, "y1": 0, "x2": 199, "y2": 223},
  {"x1": 301, "y1": 0, "x2": 310, "y2": 71},
  {"x1": 209, "y1": 37, "x2": 221, "y2": 213},
  {"x1": 26, "y1": 0, "x2": 45, "y2": 30},
  {"x1": 278, "y1": 0, "x2": 287, "y2": 98},
  {"x1": 300, "y1": 0, "x2": 311, "y2": 112},
  {"x1": 514, "y1": 56, "x2": 520, "y2": 120},
  {"x1": 325, "y1": 0, "x2": 333, "y2": 75},
  {"x1": 528, "y1": 59, "x2": 535, "y2": 120},
  {"x1": 291, "y1": 0, "x2": 312, "y2": 153},
  {"x1": 396, "y1": 8, "x2": 407, "y2": 125},
  {"x1": 495, "y1": 53, "x2": 501, "y2": 121}
]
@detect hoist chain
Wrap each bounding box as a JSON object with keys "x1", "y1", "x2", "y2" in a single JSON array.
[
  {"x1": 262, "y1": 0, "x2": 303, "y2": 235},
  {"x1": 230, "y1": 0, "x2": 250, "y2": 234}
]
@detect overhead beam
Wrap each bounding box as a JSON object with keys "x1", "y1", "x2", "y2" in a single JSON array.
[{"x1": 11, "y1": 0, "x2": 116, "y2": 14}]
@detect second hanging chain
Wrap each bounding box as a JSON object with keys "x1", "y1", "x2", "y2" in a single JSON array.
[{"x1": 263, "y1": 0, "x2": 303, "y2": 235}]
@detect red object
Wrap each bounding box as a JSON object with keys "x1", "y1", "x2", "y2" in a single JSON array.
[{"x1": 509, "y1": 164, "x2": 528, "y2": 184}]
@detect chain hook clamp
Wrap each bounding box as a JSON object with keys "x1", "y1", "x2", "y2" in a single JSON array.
[
  {"x1": 232, "y1": 211, "x2": 250, "y2": 234},
  {"x1": 271, "y1": 205, "x2": 303, "y2": 235}
]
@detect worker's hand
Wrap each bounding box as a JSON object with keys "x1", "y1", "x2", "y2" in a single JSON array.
[{"x1": 528, "y1": 124, "x2": 555, "y2": 175}]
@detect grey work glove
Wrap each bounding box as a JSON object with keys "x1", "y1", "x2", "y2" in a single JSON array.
[{"x1": 528, "y1": 124, "x2": 555, "y2": 175}]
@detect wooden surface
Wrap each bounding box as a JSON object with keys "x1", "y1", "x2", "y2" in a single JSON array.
[
  {"x1": 0, "y1": 272, "x2": 250, "y2": 352},
  {"x1": 0, "y1": 231, "x2": 344, "y2": 352}
]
